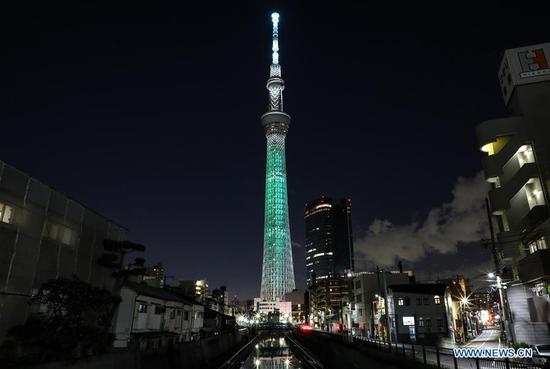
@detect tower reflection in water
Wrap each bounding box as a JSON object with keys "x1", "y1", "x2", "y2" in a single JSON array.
[{"x1": 241, "y1": 336, "x2": 301, "y2": 369}]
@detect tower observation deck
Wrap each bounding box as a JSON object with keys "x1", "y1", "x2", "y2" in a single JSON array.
[{"x1": 260, "y1": 12, "x2": 295, "y2": 301}]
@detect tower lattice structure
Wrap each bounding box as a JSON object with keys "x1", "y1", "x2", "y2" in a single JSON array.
[{"x1": 260, "y1": 12, "x2": 295, "y2": 301}]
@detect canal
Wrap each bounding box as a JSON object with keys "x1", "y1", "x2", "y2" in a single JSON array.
[{"x1": 238, "y1": 335, "x2": 305, "y2": 369}]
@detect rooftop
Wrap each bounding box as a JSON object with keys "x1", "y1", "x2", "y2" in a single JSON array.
[{"x1": 388, "y1": 283, "x2": 447, "y2": 295}]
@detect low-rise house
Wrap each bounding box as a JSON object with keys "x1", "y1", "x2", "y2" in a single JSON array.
[
  {"x1": 388, "y1": 284, "x2": 455, "y2": 346},
  {"x1": 113, "y1": 281, "x2": 204, "y2": 349}
]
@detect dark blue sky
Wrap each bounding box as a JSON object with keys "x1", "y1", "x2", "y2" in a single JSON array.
[{"x1": 3, "y1": 2, "x2": 549, "y2": 299}]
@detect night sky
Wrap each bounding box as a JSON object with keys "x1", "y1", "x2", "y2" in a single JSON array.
[{"x1": 3, "y1": 2, "x2": 550, "y2": 299}]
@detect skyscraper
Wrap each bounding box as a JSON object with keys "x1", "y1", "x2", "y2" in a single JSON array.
[
  {"x1": 304, "y1": 197, "x2": 354, "y2": 287},
  {"x1": 260, "y1": 13, "x2": 295, "y2": 301}
]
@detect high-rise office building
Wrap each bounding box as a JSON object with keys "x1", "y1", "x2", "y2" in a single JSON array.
[
  {"x1": 260, "y1": 12, "x2": 295, "y2": 301},
  {"x1": 476, "y1": 42, "x2": 550, "y2": 345},
  {"x1": 304, "y1": 197, "x2": 354, "y2": 287}
]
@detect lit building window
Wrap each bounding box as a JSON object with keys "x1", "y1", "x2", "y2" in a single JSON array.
[
  {"x1": 138, "y1": 303, "x2": 148, "y2": 313},
  {"x1": 487, "y1": 176, "x2": 501, "y2": 188},
  {"x1": 398, "y1": 297, "x2": 404, "y2": 306},
  {"x1": 0, "y1": 202, "x2": 15, "y2": 224},
  {"x1": 418, "y1": 317, "x2": 424, "y2": 327},
  {"x1": 45, "y1": 221, "x2": 77, "y2": 246},
  {"x1": 529, "y1": 237, "x2": 547, "y2": 254},
  {"x1": 480, "y1": 135, "x2": 511, "y2": 156},
  {"x1": 434, "y1": 295, "x2": 441, "y2": 305},
  {"x1": 525, "y1": 178, "x2": 546, "y2": 209},
  {"x1": 515, "y1": 145, "x2": 535, "y2": 167}
]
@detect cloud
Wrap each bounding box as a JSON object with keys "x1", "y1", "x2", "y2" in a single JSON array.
[{"x1": 355, "y1": 172, "x2": 490, "y2": 268}]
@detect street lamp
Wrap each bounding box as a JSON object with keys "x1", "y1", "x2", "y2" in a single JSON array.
[{"x1": 487, "y1": 272, "x2": 512, "y2": 344}]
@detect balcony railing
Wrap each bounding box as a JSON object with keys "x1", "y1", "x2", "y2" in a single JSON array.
[{"x1": 518, "y1": 249, "x2": 550, "y2": 283}]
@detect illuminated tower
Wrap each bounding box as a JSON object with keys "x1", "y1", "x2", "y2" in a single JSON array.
[{"x1": 260, "y1": 12, "x2": 295, "y2": 301}]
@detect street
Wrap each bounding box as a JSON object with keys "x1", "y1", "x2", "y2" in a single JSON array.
[{"x1": 463, "y1": 329, "x2": 502, "y2": 348}]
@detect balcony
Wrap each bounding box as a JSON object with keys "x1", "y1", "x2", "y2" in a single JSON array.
[
  {"x1": 476, "y1": 117, "x2": 520, "y2": 148},
  {"x1": 518, "y1": 249, "x2": 550, "y2": 283},
  {"x1": 498, "y1": 231, "x2": 522, "y2": 260},
  {"x1": 518, "y1": 205, "x2": 549, "y2": 235},
  {"x1": 488, "y1": 163, "x2": 539, "y2": 213}
]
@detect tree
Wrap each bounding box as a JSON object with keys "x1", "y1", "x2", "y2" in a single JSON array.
[{"x1": 5, "y1": 277, "x2": 121, "y2": 363}]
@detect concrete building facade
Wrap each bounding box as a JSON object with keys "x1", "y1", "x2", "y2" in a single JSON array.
[
  {"x1": 113, "y1": 281, "x2": 204, "y2": 348},
  {"x1": 387, "y1": 284, "x2": 455, "y2": 346},
  {"x1": 352, "y1": 271, "x2": 413, "y2": 338},
  {"x1": 0, "y1": 160, "x2": 127, "y2": 344},
  {"x1": 476, "y1": 42, "x2": 550, "y2": 345}
]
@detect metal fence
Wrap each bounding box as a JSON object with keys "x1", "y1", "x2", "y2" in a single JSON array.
[{"x1": 350, "y1": 336, "x2": 546, "y2": 369}]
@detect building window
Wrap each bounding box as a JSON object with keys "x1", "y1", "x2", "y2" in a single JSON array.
[
  {"x1": 524, "y1": 178, "x2": 545, "y2": 209},
  {"x1": 529, "y1": 237, "x2": 547, "y2": 254},
  {"x1": 515, "y1": 145, "x2": 535, "y2": 167},
  {"x1": 425, "y1": 318, "x2": 432, "y2": 327},
  {"x1": 398, "y1": 297, "x2": 404, "y2": 306},
  {"x1": 437, "y1": 318, "x2": 443, "y2": 328},
  {"x1": 355, "y1": 294, "x2": 362, "y2": 303},
  {"x1": 404, "y1": 297, "x2": 410, "y2": 306},
  {"x1": 45, "y1": 221, "x2": 77, "y2": 246},
  {"x1": 423, "y1": 297, "x2": 429, "y2": 305},
  {"x1": 434, "y1": 295, "x2": 441, "y2": 305},
  {"x1": 358, "y1": 308, "x2": 363, "y2": 317},
  {"x1": 169, "y1": 309, "x2": 176, "y2": 319},
  {"x1": 177, "y1": 310, "x2": 181, "y2": 316},
  {"x1": 196, "y1": 312, "x2": 203, "y2": 319},
  {"x1": 154, "y1": 305, "x2": 163, "y2": 315},
  {"x1": 480, "y1": 136, "x2": 511, "y2": 156},
  {"x1": 416, "y1": 297, "x2": 422, "y2": 306},
  {"x1": 184, "y1": 311, "x2": 189, "y2": 320},
  {"x1": 418, "y1": 317, "x2": 424, "y2": 327},
  {"x1": 355, "y1": 280, "x2": 361, "y2": 290},
  {"x1": 0, "y1": 202, "x2": 15, "y2": 224},
  {"x1": 138, "y1": 303, "x2": 148, "y2": 313}
]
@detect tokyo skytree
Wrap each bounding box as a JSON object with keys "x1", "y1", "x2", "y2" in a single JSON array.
[{"x1": 260, "y1": 12, "x2": 295, "y2": 301}]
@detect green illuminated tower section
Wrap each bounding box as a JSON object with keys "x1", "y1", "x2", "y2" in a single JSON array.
[{"x1": 260, "y1": 12, "x2": 295, "y2": 301}]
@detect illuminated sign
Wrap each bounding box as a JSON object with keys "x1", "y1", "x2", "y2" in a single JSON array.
[
  {"x1": 402, "y1": 316, "x2": 415, "y2": 326},
  {"x1": 499, "y1": 42, "x2": 550, "y2": 104}
]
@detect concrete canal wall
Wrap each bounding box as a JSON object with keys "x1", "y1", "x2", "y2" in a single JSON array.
[{"x1": 18, "y1": 331, "x2": 249, "y2": 369}]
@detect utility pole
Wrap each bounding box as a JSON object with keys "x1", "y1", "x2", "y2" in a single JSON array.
[
  {"x1": 381, "y1": 269, "x2": 393, "y2": 344},
  {"x1": 485, "y1": 198, "x2": 514, "y2": 344}
]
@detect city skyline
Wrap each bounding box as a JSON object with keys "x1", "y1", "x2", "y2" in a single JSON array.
[{"x1": 3, "y1": 2, "x2": 550, "y2": 299}]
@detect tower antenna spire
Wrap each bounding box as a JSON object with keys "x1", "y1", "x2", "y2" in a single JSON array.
[{"x1": 271, "y1": 12, "x2": 279, "y2": 65}]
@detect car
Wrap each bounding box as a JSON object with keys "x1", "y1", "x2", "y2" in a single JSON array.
[{"x1": 532, "y1": 344, "x2": 550, "y2": 365}]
